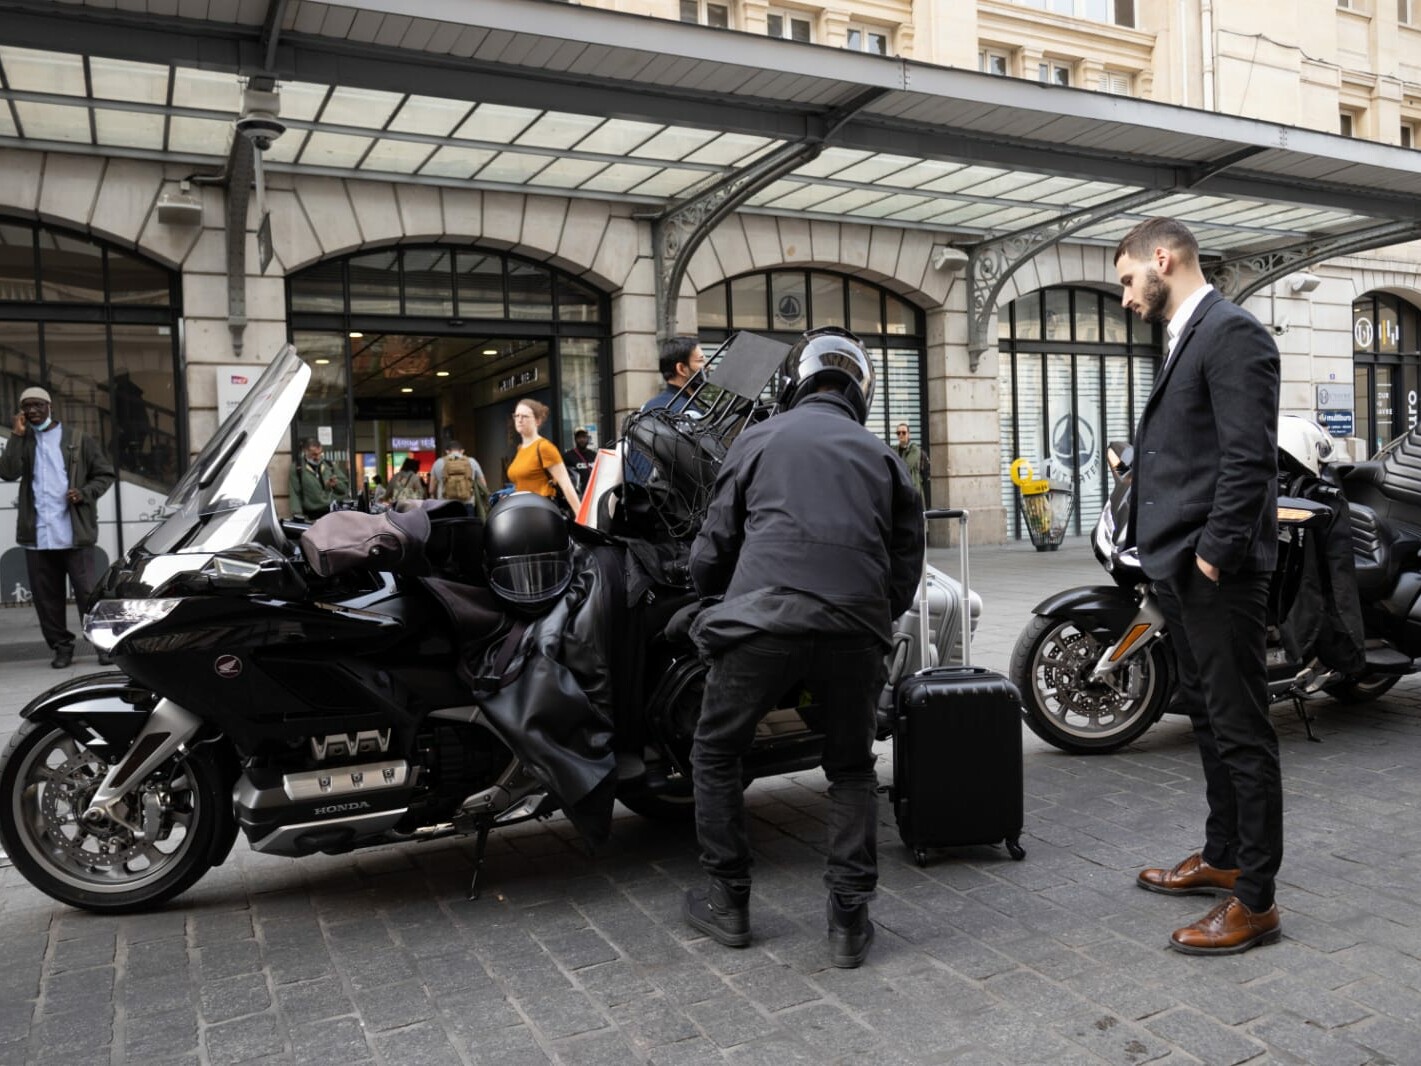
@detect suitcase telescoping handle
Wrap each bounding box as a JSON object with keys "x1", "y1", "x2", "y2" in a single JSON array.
[{"x1": 917, "y1": 508, "x2": 970, "y2": 671}]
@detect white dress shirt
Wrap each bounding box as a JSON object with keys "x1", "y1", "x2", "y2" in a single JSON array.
[{"x1": 1165, "y1": 283, "x2": 1214, "y2": 361}]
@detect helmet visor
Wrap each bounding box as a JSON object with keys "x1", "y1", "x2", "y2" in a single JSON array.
[{"x1": 488, "y1": 551, "x2": 573, "y2": 606}]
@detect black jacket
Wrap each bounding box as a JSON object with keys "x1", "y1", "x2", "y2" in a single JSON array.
[
  {"x1": 1130, "y1": 290, "x2": 1280, "y2": 580},
  {"x1": 688, "y1": 391, "x2": 924, "y2": 652}
]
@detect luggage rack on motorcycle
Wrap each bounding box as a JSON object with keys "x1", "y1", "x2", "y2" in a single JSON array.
[{"x1": 619, "y1": 331, "x2": 791, "y2": 541}]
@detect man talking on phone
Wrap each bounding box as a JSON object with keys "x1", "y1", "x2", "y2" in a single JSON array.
[{"x1": 0, "y1": 386, "x2": 116, "y2": 668}]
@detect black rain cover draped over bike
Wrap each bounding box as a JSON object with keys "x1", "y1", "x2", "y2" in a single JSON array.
[
  {"x1": 1278, "y1": 474, "x2": 1366, "y2": 675},
  {"x1": 458, "y1": 544, "x2": 618, "y2": 842}
]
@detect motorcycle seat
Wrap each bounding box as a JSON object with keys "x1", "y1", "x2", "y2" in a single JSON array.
[{"x1": 1350, "y1": 504, "x2": 1421, "y2": 598}]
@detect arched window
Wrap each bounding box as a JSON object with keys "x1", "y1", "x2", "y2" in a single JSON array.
[
  {"x1": 1352, "y1": 292, "x2": 1421, "y2": 455},
  {"x1": 0, "y1": 217, "x2": 182, "y2": 598},
  {"x1": 696, "y1": 269, "x2": 927, "y2": 453},
  {"x1": 998, "y1": 285, "x2": 1162, "y2": 539},
  {"x1": 287, "y1": 246, "x2": 609, "y2": 497}
]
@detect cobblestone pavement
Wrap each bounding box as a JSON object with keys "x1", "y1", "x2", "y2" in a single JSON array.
[{"x1": 3, "y1": 540, "x2": 1421, "y2": 1064}]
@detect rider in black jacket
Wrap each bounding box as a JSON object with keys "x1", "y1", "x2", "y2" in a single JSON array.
[{"x1": 683, "y1": 327, "x2": 924, "y2": 968}]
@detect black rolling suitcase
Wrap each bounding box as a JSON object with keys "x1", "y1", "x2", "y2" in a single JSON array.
[{"x1": 890, "y1": 508, "x2": 1025, "y2": 866}]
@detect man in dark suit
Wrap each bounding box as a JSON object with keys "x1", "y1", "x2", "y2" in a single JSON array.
[{"x1": 1115, "y1": 218, "x2": 1283, "y2": 955}]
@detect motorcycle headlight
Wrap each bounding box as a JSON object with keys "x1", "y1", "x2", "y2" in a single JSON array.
[{"x1": 84, "y1": 599, "x2": 183, "y2": 652}]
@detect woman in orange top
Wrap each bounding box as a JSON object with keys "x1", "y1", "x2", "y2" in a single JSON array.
[{"x1": 507, "y1": 398, "x2": 582, "y2": 514}]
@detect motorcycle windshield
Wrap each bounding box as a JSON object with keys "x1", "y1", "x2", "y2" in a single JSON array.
[{"x1": 133, "y1": 345, "x2": 311, "y2": 556}]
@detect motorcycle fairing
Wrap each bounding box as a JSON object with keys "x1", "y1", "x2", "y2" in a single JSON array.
[
  {"x1": 1030, "y1": 585, "x2": 1142, "y2": 638},
  {"x1": 20, "y1": 673, "x2": 157, "y2": 756}
]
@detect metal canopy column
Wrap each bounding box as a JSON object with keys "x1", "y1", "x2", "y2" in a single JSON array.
[
  {"x1": 964, "y1": 147, "x2": 1269, "y2": 371},
  {"x1": 222, "y1": 0, "x2": 286, "y2": 358},
  {"x1": 650, "y1": 88, "x2": 889, "y2": 344},
  {"x1": 1208, "y1": 220, "x2": 1421, "y2": 302}
]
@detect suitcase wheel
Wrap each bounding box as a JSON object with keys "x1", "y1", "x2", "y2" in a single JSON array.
[
  {"x1": 1006, "y1": 839, "x2": 1025, "y2": 862},
  {"x1": 913, "y1": 848, "x2": 928, "y2": 867}
]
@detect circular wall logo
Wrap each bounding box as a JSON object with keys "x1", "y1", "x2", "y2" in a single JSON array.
[
  {"x1": 775, "y1": 294, "x2": 804, "y2": 326},
  {"x1": 1354, "y1": 316, "x2": 1374, "y2": 350},
  {"x1": 214, "y1": 654, "x2": 243, "y2": 679},
  {"x1": 1051, "y1": 413, "x2": 1099, "y2": 481}
]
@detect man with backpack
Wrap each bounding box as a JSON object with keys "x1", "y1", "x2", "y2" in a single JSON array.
[{"x1": 433, "y1": 440, "x2": 490, "y2": 517}]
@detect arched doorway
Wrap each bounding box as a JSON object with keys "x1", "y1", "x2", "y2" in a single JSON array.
[
  {"x1": 1352, "y1": 291, "x2": 1421, "y2": 456},
  {"x1": 997, "y1": 285, "x2": 1162, "y2": 539},
  {"x1": 695, "y1": 268, "x2": 927, "y2": 454},
  {"x1": 287, "y1": 246, "x2": 610, "y2": 497},
  {"x1": 0, "y1": 217, "x2": 183, "y2": 601}
]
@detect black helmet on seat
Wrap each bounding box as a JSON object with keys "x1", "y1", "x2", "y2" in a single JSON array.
[
  {"x1": 483, "y1": 493, "x2": 572, "y2": 611},
  {"x1": 778, "y1": 326, "x2": 874, "y2": 424}
]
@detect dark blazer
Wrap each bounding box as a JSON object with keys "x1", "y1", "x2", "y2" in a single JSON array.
[{"x1": 1130, "y1": 288, "x2": 1280, "y2": 581}]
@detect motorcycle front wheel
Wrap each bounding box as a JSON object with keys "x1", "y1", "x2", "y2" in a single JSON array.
[
  {"x1": 1010, "y1": 614, "x2": 1171, "y2": 754},
  {"x1": 0, "y1": 720, "x2": 228, "y2": 913}
]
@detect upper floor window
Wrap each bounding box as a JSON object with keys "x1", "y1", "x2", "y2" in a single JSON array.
[
  {"x1": 846, "y1": 22, "x2": 890, "y2": 54},
  {"x1": 980, "y1": 49, "x2": 1011, "y2": 76},
  {"x1": 767, "y1": 7, "x2": 813, "y2": 41},
  {"x1": 1099, "y1": 71, "x2": 1132, "y2": 96},
  {"x1": 1402, "y1": 0, "x2": 1414, "y2": 23},
  {"x1": 681, "y1": 0, "x2": 730, "y2": 28},
  {"x1": 1402, "y1": 121, "x2": 1416, "y2": 148},
  {"x1": 1008, "y1": 0, "x2": 1135, "y2": 27},
  {"x1": 1341, "y1": 111, "x2": 1356, "y2": 137},
  {"x1": 1039, "y1": 61, "x2": 1072, "y2": 87}
]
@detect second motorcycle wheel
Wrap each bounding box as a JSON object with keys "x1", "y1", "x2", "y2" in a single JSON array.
[{"x1": 1010, "y1": 613, "x2": 1171, "y2": 754}]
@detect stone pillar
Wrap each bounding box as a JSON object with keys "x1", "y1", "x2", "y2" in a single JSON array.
[{"x1": 939, "y1": 289, "x2": 1005, "y2": 548}]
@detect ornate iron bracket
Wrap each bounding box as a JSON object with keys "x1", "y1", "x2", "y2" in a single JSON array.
[
  {"x1": 1208, "y1": 220, "x2": 1421, "y2": 303},
  {"x1": 964, "y1": 146, "x2": 1269, "y2": 371},
  {"x1": 651, "y1": 87, "x2": 890, "y2": 343},
  {"x1": 965, "y1": 186, "x2": 1169, "y2": 372}
]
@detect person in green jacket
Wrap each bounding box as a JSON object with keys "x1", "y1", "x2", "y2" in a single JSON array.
[
  {"x1": 895, "y1": 423, "x2": 925, "y2": 502},
  {"x1": 288, "y1": 438, "x2": 349, "y2": 520},
  {"x1": 0, "y1": 386, "x2": 116, "y2": 668}
]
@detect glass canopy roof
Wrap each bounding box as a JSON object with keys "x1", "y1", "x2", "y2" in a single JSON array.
[{"x1": 0, "y1": 42, "x2": 1391, "y2": 253}]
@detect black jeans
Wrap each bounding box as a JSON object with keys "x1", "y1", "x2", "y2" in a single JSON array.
[
  {"x1": 26, "y1": 547, "x2": 98, "y2": 651},
  {"x1": 691, "y1": 632, "x2": 885, "y2": 906},
  {"x1": 1155, "y1": 563, "x2": 1281, "y2": 911}
]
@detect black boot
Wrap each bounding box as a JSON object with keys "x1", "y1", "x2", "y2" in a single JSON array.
[
  {"x1": 50, "y1": 643, "x2": 74, "y2": 669},
  {"x1": 683, "y1": 880, "x2": 751, "y2": 948},
  {"x1": 827, "y1": 894, "x2": 874, "y2": 968}
]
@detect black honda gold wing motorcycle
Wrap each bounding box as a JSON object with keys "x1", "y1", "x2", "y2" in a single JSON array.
[
  {"x1": 1010, "y1": 416, "x2": 1418, "y2": 753},
  {"x1": 0, "y1": 341, "x2": 970, "y2": 912}
]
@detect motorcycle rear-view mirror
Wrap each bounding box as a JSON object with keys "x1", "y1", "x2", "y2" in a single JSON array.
[{"x1": 1107, "y1": 442, "x2": 1134, "y2": 474}]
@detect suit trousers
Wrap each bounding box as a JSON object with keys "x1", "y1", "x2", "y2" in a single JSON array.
[
  {"x1": 26, "y1": 547, "x2": 99, "y2": 652},
  {"x1": 1155, "y1": 564, "x2": 1282, "y2": 911},
  {"x1": 691, "y1": 632, "x2": 885, "y2": 905}
]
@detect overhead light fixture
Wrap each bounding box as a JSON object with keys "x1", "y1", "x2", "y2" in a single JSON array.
[
  {"x1": 1286, "y1": 272, "x2": 1322, "y2": 294},
  {"x1": 482, "y1": 349, "x2": 497, "y2": 356},
  {"x1": 349, "y1": 331, "x2": 364, "y2": 339},
  {"x1": 314, "y1": 358, "x2": 330, "y2": 365},
  {"x1": 156, "y1": 180, "x2": 202, "y2": 226},
  {"x1": 436, "y1": 370, "x2": 450, "y2": 377},
  {"x1": 400, "y1": 387, "x2": 413, "y2": 394},
  {"x1": 931, "y1": 245, "x2": 969, "y2": 273}
]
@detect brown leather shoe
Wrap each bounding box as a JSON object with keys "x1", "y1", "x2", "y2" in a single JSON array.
[
  {"x1": 1137, "y1": 852, "x2": 1240, "y2": 896},
  {"x1": 1169, "y1": 896, "x2": 1281, "y2": 955}
]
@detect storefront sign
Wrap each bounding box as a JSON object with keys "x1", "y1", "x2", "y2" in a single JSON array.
[
  {"x1": 497, "y1": 367, "x2": 539, "y2": 392},
  {"x1": 390, "y1": 435, "x2": 436, "y2": 451},
  {"x1": 1315, "y1": 384, "x2": 1354, "y2": 410},
  {"x1": 1318, "y1": 410, "x2": 1354, "y2": 437},
  {"x1": 215, "y1": 366, "x2": 255, "y2": 420}
]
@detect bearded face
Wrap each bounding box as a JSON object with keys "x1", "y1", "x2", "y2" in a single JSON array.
[{"x1": 1137, "y1": 266, "x2": 1171, "y2": 323}]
